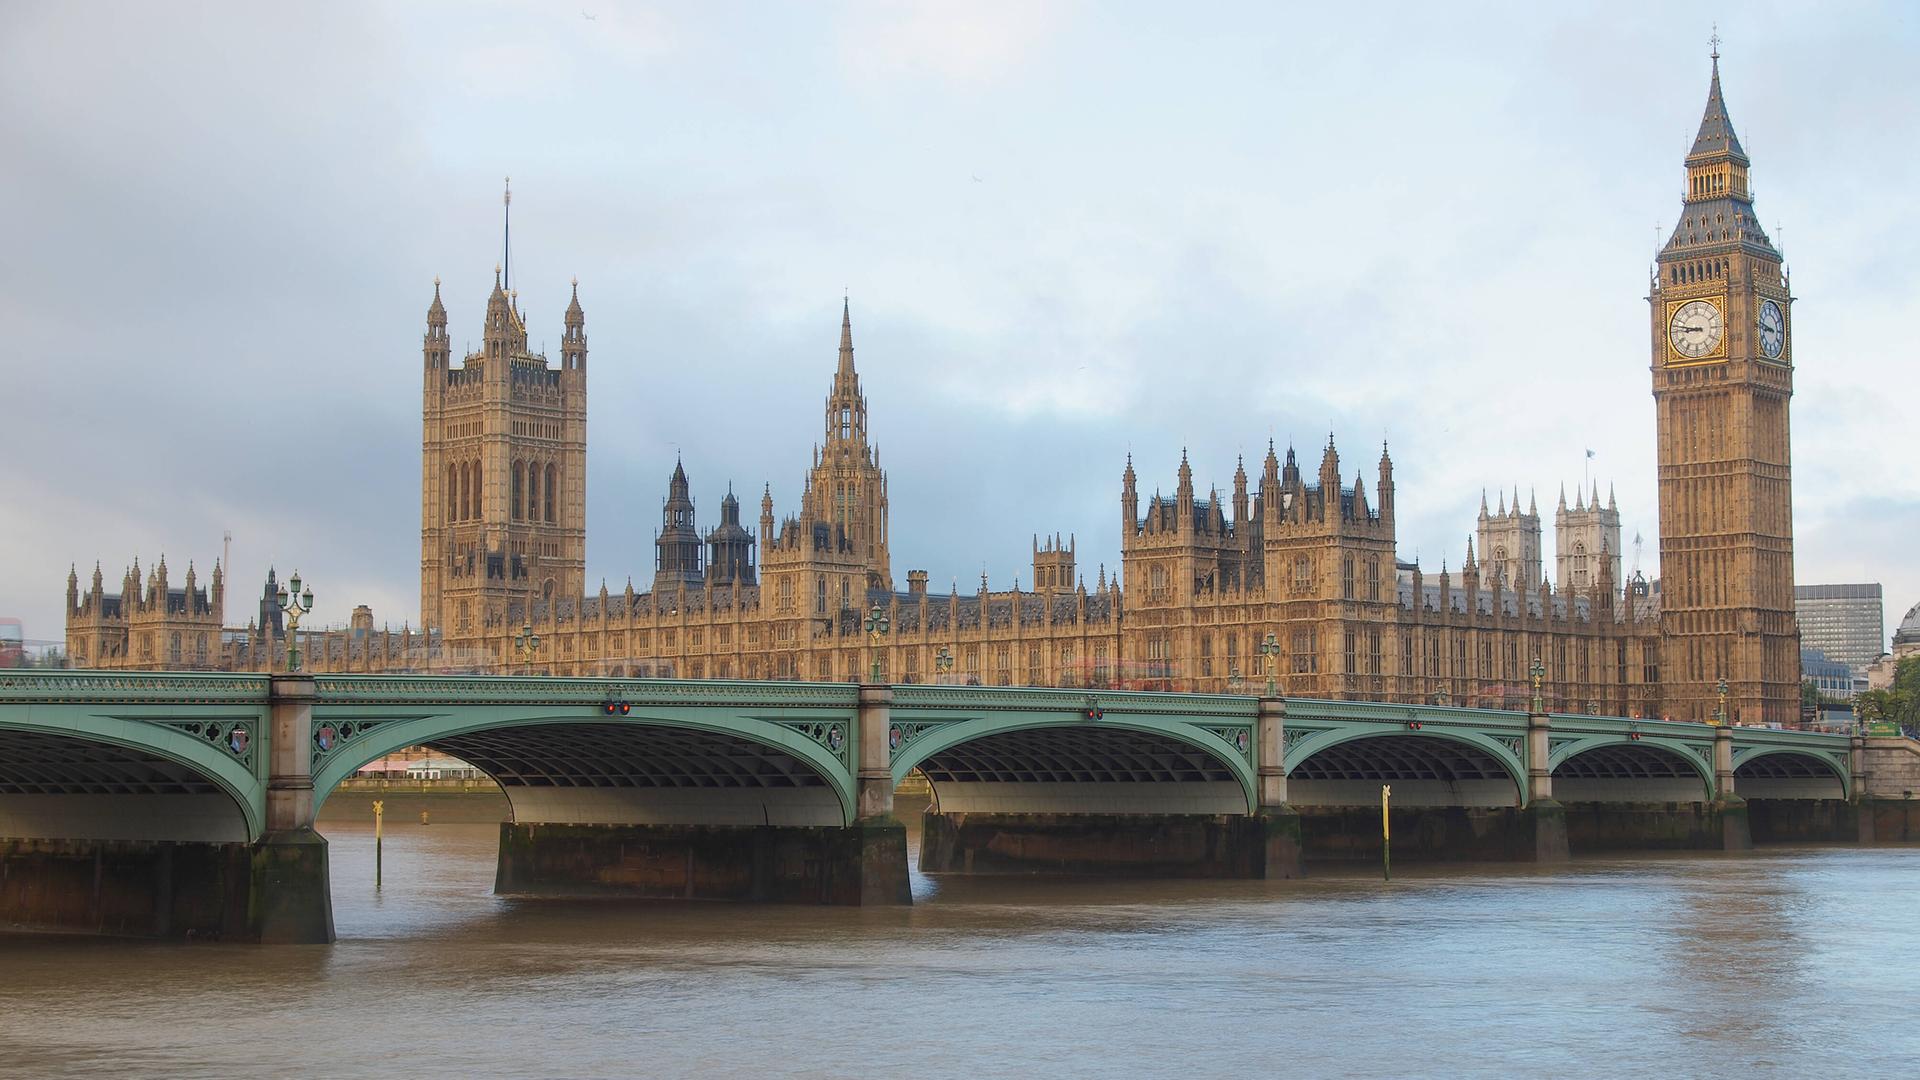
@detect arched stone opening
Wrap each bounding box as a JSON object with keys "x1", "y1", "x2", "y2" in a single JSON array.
[
  {"x1": 1289, "y1": 734, "x2": 1520, "y2": 807},
  {"x1": 1736, "y1": 752, "x2": 1846, "y2": 800},
  {"x1": 334, "y1": 722, "x2": 846, "y2": 829},
  {"x1": 0, "y1": 728, "x2": 248, "y2": 843},
  {"x1": 914, "y1": 726, "x2": 1246, "y2": 815},
  {"x1": 1553, "y1": 743, "x2": 1710, "y2": 803}
]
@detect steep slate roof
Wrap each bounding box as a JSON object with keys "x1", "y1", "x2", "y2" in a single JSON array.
[{"x1": 1687, "y1": 58, "x2": 1748, "y2": 164}]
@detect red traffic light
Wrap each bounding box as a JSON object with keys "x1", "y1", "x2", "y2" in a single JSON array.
[
  {"x1": 1406, "y1": 720, "x2": 1424, "y2": 730},
  {"x1": 604, "y1": 701, "x2": 631, "y2": 716}
]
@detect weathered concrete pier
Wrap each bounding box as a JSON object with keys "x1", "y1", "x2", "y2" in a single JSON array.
[{"x1": 3, "y1": 671, "x2": 1915, "y2": 941}]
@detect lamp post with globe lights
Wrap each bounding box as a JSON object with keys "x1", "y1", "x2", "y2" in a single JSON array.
[{"x1": 278, "y1": 571, "x2": 314, "y2": 672}]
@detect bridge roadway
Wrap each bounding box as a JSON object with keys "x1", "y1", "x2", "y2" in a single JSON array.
[{"x1": 2, "y1": 672, "x2": 1916, "y2": 943}]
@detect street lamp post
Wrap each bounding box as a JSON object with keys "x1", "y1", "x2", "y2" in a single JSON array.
[
  {"x1": 1529, "y1": 655, "x2": 1545, "y2": 714},
  {"x1": 277, "y1": 571, "x2": 314, "y2": 672},
  {"x1": 515, "y1": 621, "x2": 542, "y2": 676},
  {"x1": 1714, "y1": 676, "x2": 1729, "y2": 726},
  {"x1": 864, "y1": 604, "x2": 891, "y2": 683},
  {"x1": 1259, "y1": 632, "x2": 1281, "y2": 697},
  {"x1": 934, "y1": 645, "x2": 954, "y2": 684}
]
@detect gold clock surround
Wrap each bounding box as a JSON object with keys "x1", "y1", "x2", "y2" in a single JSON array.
[{"x1": 1663, "y1": 296, "x2": 1728, "y2": 366}]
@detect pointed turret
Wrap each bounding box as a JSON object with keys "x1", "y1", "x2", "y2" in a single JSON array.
[
  {"x1": 67, "y1": 565, "x2": 79, "y2": 612},
  {"x1": 1376, "y1": 440, "x2": 1395, "y2": 526},
  {"x1": 1232, "y1": 455, "x2": 1249, "y2": 527},
  {"x1": 562, "y1": 276, "x2": 587, "y2": 375},
  {"x1": 823, "y1": 298, "x2": 868, "y2": 449},
  {"x1": 1121, "y1": 454, "x2": 1139, "y2": 536}
]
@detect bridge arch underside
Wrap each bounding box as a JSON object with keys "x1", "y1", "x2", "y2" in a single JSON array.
[
  {"x1": 0, "y1": 728, "x2": 247, "y2": 843},
  {"x1": 1735, "y1": 752, "x2": 1846, "y2": 800},
  {"x1": 1553, "y1": 744, "x2": 1709, "y2": 803},
  {"x1": 915, "y1": 727, "x2": 1248, "y2": 815},
  {"x1": 1289, "y1": 735, "x2": 1519, "y2": 807},
  {"x1": 413, "y1": 723, "x2": 845, "y2": 828}
]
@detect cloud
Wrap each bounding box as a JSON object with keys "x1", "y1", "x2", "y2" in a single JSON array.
[
  {"x1": 835, "y1": 0, "x2": 1078, "y2": 88},
  {"x1": 2, "y1": 1, "x2": 1916, "y2": 655}
]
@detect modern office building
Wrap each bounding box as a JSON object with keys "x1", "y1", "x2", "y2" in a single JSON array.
[{"x1": 1794, "y1": 583, "x2": 1884, "y2": 675}]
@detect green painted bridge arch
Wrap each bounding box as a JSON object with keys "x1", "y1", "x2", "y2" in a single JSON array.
[
  {"x1": 1280, "y1": 700, "x2": 1530, "y2": 808},
  {"x1": 0, "y1": 672, "x2": 269, "y2": 842},
  {"x1": 308, "y1": 676, "x2": 864, "y2": 828},
  {"x1": 886, "y1": 685, "x2": 1260, "y2": 815}
]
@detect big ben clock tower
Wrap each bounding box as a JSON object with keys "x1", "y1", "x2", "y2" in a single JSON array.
[{"x1": 1650, "y1": 45, "x2": 1799, "y2": 725}]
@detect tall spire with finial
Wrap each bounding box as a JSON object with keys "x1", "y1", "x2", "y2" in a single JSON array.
[{"x1": 837, "y1": 295, "x2": 855, "y2": 377}]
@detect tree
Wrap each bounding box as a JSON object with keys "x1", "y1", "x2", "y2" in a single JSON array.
[
  {"x1": 1801, "y1": 679, "x2": 1824, "y2": 710},
  {"x1": 1892, "y1": 657, "x2": 1920, "y2": 737},
  {"x1": 1855, "y1": 686, "x2": 1918, "y2": 737}
]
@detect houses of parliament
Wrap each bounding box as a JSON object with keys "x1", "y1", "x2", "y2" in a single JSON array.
[{"x1": 63, "y1": 57, "x2": 1804, "y2": 725}]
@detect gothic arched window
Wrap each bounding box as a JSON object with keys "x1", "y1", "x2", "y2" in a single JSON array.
[
  {"x1": 512, "y1": 461, "x2": 524, "y2": 521},
  {"x1": 545, "y1": 464, "x2": 557, "y2": 522}
]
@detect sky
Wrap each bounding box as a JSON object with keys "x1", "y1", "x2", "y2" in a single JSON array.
[{"x1": 2, "y1": 1, "x2": 1915, "y2": 650}]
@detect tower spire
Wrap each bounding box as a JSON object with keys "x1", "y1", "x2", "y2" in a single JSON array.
[
  {"x1": 1687, "y1": 43, "x2": 1746, "y2": 165},
  {"x1": 838, "y1": 295, "x2": 855, "y2": 377}
]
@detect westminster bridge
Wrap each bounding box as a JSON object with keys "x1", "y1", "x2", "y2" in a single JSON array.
[{"x1": 2, "y1": 671, "x2": 1917, "y2": 942}]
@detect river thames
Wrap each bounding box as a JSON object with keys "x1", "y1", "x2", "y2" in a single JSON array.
[{"x1": 1, "y1": 812, "x2": 1915, "y2": 1079}]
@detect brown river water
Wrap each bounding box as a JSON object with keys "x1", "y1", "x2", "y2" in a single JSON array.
[{"x1": 1, "y1": 806, "x2": 1917, "y2": 1079}]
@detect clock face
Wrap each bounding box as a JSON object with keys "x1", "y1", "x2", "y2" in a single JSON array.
[
  {"x1": 1668, "y1": 299, "x2": 1724, "y2": 361},
  {"x1": 1757, "y1": 299, "x2": 1786, "y2": 359}
]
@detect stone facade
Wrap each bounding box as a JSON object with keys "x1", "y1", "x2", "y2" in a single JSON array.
[{"x1": 63, "y1": 61, "x2": 1800, "y2": 725}]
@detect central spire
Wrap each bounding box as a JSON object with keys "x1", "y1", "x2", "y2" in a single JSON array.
[{"x1": 838, "y1": 295, "x2": 855, "y2": 377}]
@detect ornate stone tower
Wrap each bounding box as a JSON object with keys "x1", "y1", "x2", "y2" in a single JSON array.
[
  {"x1": 653, "y1": 459, "x2": 705, "y2": 595},
  {"x1": 1555, "y1": 482, "x2": 1622, "y2": 595},
  {"x1": 1649, "y1": 50, "x2": 1798, "y2": 724},
  {"x1": 707, "y1": 487, "x2": 757, "y2": 588},
  {"x1": 420, "y1": 183, "x2": 588, "y2": 646},
  {"x1": 805, "y1": 299, "x2": 891, "y2": 591},
  {"x1": 1476, "y1": 488, "x2": 1543, "y2": 591}
]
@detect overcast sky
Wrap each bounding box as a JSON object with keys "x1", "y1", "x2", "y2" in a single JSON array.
[{"x1": 2, "y1": 1, "x2": 1915, "y2": 649}]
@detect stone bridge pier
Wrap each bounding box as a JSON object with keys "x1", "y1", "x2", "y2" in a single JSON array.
[
  {"x1": 251, "y1": 676, "x2": 335, "y2": 943},
  {"x1": 0, "y1": 675, "x2": 335, "y2": 943}
]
